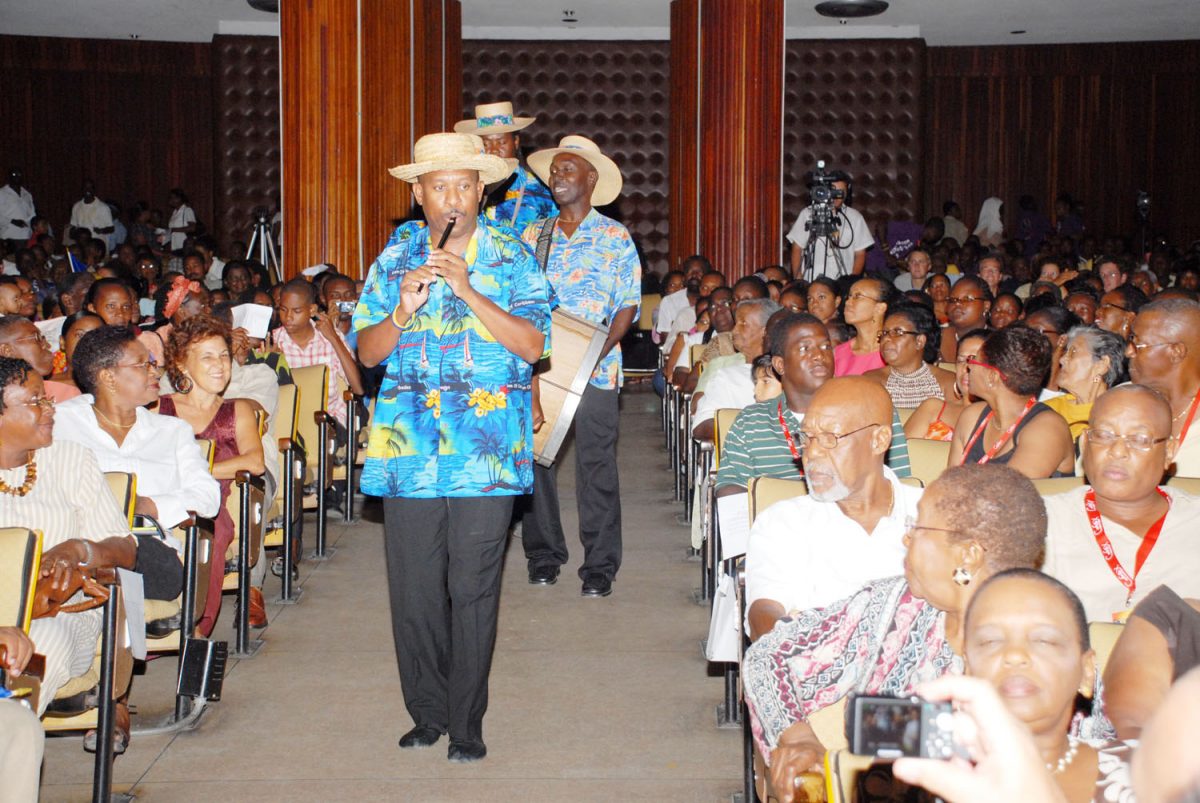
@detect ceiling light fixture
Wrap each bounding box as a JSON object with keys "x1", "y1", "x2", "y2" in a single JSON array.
[
  {"x1": 562, "y1": 9, "x2": 578, "y2": 27},
  {"x1": 1010, "y1": 29, "x2": 1027, "y2": 34},
  {"x1": 247, "y1": 0, "x2": 279, "y2": 13},
  {"x1": 814, "y1": 0, "x2": 889, "y2": 19}
]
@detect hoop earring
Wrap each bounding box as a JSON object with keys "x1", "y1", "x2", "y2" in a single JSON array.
[
  {"x1": 176, "y1": 374, "x2": 193, "y2": 394},
  {"x1": 952, "y1": 567, "x2": 972, "y2": 587},
  {"x1": 952, "y1": 381, "x2": 963, "y2": 401}
]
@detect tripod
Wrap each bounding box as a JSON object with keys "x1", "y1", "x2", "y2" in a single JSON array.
[
  {"x1": 801, "y1": 215, "x2": 848, "y2": 281},
  {"x1": 246, "y1": 217, "x2": 280, "y2": 285}
]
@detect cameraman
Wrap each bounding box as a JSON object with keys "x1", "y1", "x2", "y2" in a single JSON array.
[{"x1": 786, "y1": 169, "x2": 873, "y2": 279}]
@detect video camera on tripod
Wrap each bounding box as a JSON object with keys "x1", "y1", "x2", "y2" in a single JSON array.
[{"x1": 807, "y1": 160, "x2": 846, "y2": 238}]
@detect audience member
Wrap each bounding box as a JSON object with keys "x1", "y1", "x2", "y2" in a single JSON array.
[
  {"x1": 691, "y1": 298, "x2": 780, "y2": 440},
  {"x1": 804, "y1": 275, "x2": 842, "y2": 325},
  {"x1": 743, "y1": 463, "x2": 1046, "y2": 796},
  {"x1": 1043, "y1": 385, "x2": 1200, "y2": 621},
  {"x1": 0, "y1": 169, "x2": 35, "y2": 252},
  {"x1": 165, "y1": 188, "x2": 196, "y2": 252},
  {"x1": 988, "y1": 292, "x2": 1022, "y2": 329},
  {"x1": 976, "y1": 251, "x2": 1004, "y2": 298},
  {"x1": 973, "y1": 197, "x2": 1004, "y2": 247},
  {"x1": 1043, "y1": 325, "x2": 1126, "y2": 439},
  {"x1": 84, "y1": 277, "x2": 135, "y2": 329},
  {"x1": 0, "y1": 315, "x2": 78, "y2": 403},
  {"x1": 1065, "y1": 290, "x2": 1099, "y2": 325},
  {"x1": 749, "y1": 353, "x2": 781, "y2": 402},
  {"x1": 866, "y1": 302, "x2": 954, "y2": 408},
  {"x1": 321, "y1": 273, "x2": 359, "y2": 345},
  {"x1": 905, "y1": 329, "x2": 988, "y2": 441},
  {"x1": 68, "y1": 180, "x2": 115, "y2": 245},
  {"x1": 925, "y1": 272, "x2": 952, "y2": 324},
  {"x1": 160, "y1": 315, "x2": 267, "y2": 633},
  {"x1": 949, "y1": 326, "x2": 1075, "y2": 477},
  {"x1": 0, "y1": 276, "x2": 36, "y2": 319},
  {"x1": 834, "y1": 277, "x2": 894, "y2": 376},
  {"x1": 940, "y1": 201, "x2": 968, "y2": 248},
  {"x1": 272, "y1": 278, "x2": 364, "y2": 431},
  {"x1": 1103, "y1": 585, "x2": 1200, "y2": 739},
  {"x1": 1125, "y1": 298, "x2": 1200, "y2": 477},
  {"x1": 787, "y1": 169, "x2": 873, "y2": 279},
  {"x1": 941, "y1": 275, "x2": 993, "y2": 362},
  {"x1": 1095, "y1": 283, "x2": 1148, "y2": 342},
  {"x1": 744, "y1": 377, "x2": 921, "y2": 639},
  {"x1": 51, "y1": 310, "x2": 103, "y2": 388},
  {"x1": 893, "y1": 247, "x2": 932, "y2": 292}
]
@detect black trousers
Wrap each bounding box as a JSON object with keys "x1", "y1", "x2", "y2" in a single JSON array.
[
  {"x1": 522, "y1": 384, "x2": 622, "y2": 581},
  {"x1": 382, "y1": 495, "x2": 513, "y2": 744}
]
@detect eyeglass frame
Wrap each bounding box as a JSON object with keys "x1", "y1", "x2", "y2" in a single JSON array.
[
  {"x1": 797, "y1": 422, "x2": 880, "y2": 451},
  {"x1": 1085, "y1": 428, "x2": 1172, "y2": 452},
  {"x1": 965, "y1": 357, "x2": 1009, "y2": 383},
  {"x1": 903, "y1": 515, "x2": 960, "y2": 537},
  {"x1": 114, "y1": 357, "x2": 162, "y2": 375},
  {"x1": 878, "y1": 327, "x2": 921, "y2": 342},
  {"x1": 946, "y1": 296, "x2": 988, "y2": 306},
  {"x1": 18, "y1": 395, "x2": 56, "y2": 412}
]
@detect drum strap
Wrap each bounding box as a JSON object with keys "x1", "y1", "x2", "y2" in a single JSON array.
[{"x1": 535, "y1": 216, "x2": 559, "y2": 273}]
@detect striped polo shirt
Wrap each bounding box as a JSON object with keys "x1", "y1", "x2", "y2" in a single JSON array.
[{"x1": 715, "y1": 394, "x2": 912, "y2": 490}]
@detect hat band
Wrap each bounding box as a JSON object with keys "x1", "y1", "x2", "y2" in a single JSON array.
[{"x1": 478, "y1": 114, "x2": 515, "y2": 129}]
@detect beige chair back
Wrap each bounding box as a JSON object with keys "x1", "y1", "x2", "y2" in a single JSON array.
[
  {"x1": 896, "y1": 407, "x2": 916, "y2": 425},
  {"x1": 104, "y1": 472, "x2": 137, "y2": 528},
  {"x1": 713, "y1": 407, "x2": 742, "y2": 469},
  {"x1": 0, "y1": 528, "x2": 41, "y2": 632},
  {"x1": 1090, "y1": 621, "x2": 1124, "y2": 676},
  {"x1": 907, "y1": 437, "x2": 950, "y2": 487},
  {"x1": 747, "y1": 476, "x2": 808, "y2": 524},
  {"x1": 1166, "y1": 476, "x2": 1200, "y2": 495},
  {"x1": 637, "y1": 293, "x2": 661, "y2": 332},
  {"x1": 1033, "y1": 476, "x2": 1085, "y2": 495}
]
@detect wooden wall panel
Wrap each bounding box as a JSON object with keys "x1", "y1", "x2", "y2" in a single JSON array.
[
  {"x1": 924, "y1": 42, "x2": 1200, "y2": 247},
  {"x1": 0, "y1": 35, "x2": 212, "y2": 243},
  {"x1": 668, "y1": 0, "x2": 700, "y2": 269},
  {"x1": 696, "y1": 0, "x2": 784, "y2": 279}
]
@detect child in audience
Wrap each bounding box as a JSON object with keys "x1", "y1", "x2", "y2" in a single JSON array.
[
  {"x1": 271, "y1": 278, "x2": 363, "y2": 432},
  {"x1": 751, "y1": 353, "x2": 782, "y2": 402}
]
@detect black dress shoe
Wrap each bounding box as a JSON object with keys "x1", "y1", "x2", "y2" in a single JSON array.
[
  {"x1": 447, "y1": 739, "x2": 487, "y2": 763},
  {"x1": 581, "y1": 574, "x2": 612, "y2": 597},
  {"x1": 528, "y1": 565, "x2": 560, "y2": 585},
  {"x1": 398, "y1": 725, "x2": 443, "y2": 749}
]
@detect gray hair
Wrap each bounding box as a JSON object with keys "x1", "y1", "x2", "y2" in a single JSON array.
[
  {"x1": 1065, "y1": 325, "x2": 1127, "y2": 388},
  {"x1": 737, "y1": 298, "x2": 782, "y2": 327}
]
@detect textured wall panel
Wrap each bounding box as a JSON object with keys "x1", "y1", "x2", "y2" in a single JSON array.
[
  {"x1": 462, "y1": 41, "x2": 671, "y2": 274},
  {"x1": 783, "y1": 39, "x2": 926, "y2": 257},
  {"x1": 212, "y1": 35, "x2": 280, "y2": 259},
  {"x1": 925, "y1": 42, "x2": 1200, "y2": 247}
]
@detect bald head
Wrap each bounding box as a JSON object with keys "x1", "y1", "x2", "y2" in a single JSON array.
[
  {"x1": 1139, "y1": 298, "x2": 1200, "y2": 346},
  {"x1": 1091, "y1": 383, "x2": 1172, "y2": 434},
  {"x1": 808, "y1": 376, "x2": 894, "y2": 428}
]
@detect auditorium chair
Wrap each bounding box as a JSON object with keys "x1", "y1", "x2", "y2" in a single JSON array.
[
  {"x1": 906, "y1": 438, "x2": 950, "y2": 488},
  {"x1": 622, "y1": 293, "x2": 661, "y2": 378},
  {"x1": 292, "y1": 365, "x2": 338, "y2": 560},
  {"x1": 1032, "y1": 476, "x2": 1086, "y2": 495},
  {"x1": 895, "y1": 407, "x2": 916, "y2": 425},
  {"x1": 263, "y1": 382, "x2": 303, "y2": 602}
]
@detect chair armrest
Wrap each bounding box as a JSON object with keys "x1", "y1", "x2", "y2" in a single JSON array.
[
  {"x1": 342, "y1": 390, "x2": 358, "y2": 403},
  {"x1": 277, "y1": 437, "x2": 294, "y2": 452},
  {"x1": 313, "y1": 410, "x2": 336, "y2": 426},
  {"x1": 233, "y1": 471, "x2": 267, "y2": 492}
]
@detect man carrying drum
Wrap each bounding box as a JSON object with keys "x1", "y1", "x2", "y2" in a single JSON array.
[{"x1": 520, "y1": 135, "x2": 642, "y2": 598}]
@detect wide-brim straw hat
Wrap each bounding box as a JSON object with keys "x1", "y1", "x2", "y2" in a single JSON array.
[
  {"x1": 527, "y1": 135, "x2": 623, "y2": 207},
  {"x1": 453, "y1": 101, "x2": 536, "y2": 137},
  {"x1": 388, "y1": 133, "x2": 515, "y2": 186}
]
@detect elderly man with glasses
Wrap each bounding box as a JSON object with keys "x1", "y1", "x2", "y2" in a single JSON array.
[{"x1": 744, "y1": 376, "x2": 922, "y2": 640}]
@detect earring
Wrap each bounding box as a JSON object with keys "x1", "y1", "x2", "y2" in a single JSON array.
[
  {"x1": 952, "y1": 567, "x2": 972, "y2": 586},
  {"x1": 1078, "y1": 684, "x2": 1093, "y2": 700},
  {"x1": 177, "y1": 374, "x2": 193, "y2": 394},
  {"x1": 952, "y1": 381, "x2": 963, "y2": 401}
]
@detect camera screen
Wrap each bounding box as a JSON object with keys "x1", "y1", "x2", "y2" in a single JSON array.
[{"x1": 856, "y1": 698, "x2": 923, "y2": 757}]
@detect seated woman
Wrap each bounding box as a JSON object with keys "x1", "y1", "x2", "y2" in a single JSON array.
[
  {"x1": 948, "y1": 326, "x2": 1075, "y2": 477},
  {"x1": 925, "y1": 273, "x2": 952, "y2": 325},
  {"x1": 0, "y1": 357, "x2": 137, "y2": 744},
  {"x1": 961, "y1": 569, "x2": 1133, "y2": 801},
  {"x1": 866, "y1": 302, "x2": 955, "y2": 409},
  {"x1": 805, "y1": 276, "x2": 842, "y2": 326},
  {"x1": 904, "y1": 329, "x2": 988, "y2": 442},
  {"x1": 51, "y1": 326, "x2": 220, "y2": 548},
  {"x1": 1103, "y1": 585, "x2": 1200, "y2": 740},
  {"x1": 140, "y1": 274, "x2": 212, "y2": 366},
  {"x1": 743, "y1": 463, "x2": 1050, "y2": 796},
  {"x1": 83, "y1": 277, "x2": 136, "y2": 329},
  {"x1": 161, "y1": 315, "x2": 267, "y2": 633},
  {"x1": 49, "y1": 311, "x2": 104, "y2": 390},
  {"x1": 940, "y1": 275, "x2": 993, "y2": 363},
  {"x1": 1043, "y1": 326, "x2": 1126, "y2": 440},
  {"x1": 833, "y1": 277, "x2": 895, "y2": 377},
  {"x1": 989, "y1": 291, "x2": 1023, "y2": 329}
]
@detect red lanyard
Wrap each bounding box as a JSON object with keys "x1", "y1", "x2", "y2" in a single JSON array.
[
  {"x1": 1176, "y1": 388, "x2": 1200, "y2": 445},
  {"x1": 1084, "y1": 488, "x2": 1171, "y2": 607},
  {"x1": 778, "y1": 401, "x2": 802, "y2": 462},
  {"x1": 959, "y1": 397, "x2": 1036, "y2": 465}
]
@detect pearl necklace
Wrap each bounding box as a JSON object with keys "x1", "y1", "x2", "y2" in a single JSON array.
[{"x1": 1046, "y1": 736, "x2": 1079, "y2": 775}]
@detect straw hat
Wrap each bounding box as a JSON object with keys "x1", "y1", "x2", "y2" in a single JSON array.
[
  {"x1": 527, "y1": 135, "x2": 623, "y2": 206},
  {"x1": 453, "y1": 101, "x2": 536, "y2": 137},
  {"x1": 387, "y1": 132, "x2": 514, "y2": 185}
]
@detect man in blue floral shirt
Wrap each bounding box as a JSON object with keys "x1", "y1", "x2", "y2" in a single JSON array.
[
  {"x1": 520, "y1": 135, "x2": 642, "y2": 598},
  {"x1": 353, "y1": 132, "x2": 551, "y2": 763},
  {"x1": 454, "y1": 101, "x2": 557, "y2": 233}
]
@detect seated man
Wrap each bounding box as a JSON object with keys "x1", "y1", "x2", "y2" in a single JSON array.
[
  {"x1": 1043, "y1": 384, "x2": 1200, "y2": 622},
  {"x1": 691, "y1": 297, "x2": 780, "y2": 441},
  {"x1": 717, "y1": 313, "x2": 911, "y2": 496},
  {"x1": 682, "y1": 275, "x2": 769, "y2": 396},
  {"x1": 1126, "y1": 298, "x2": 1200, "y2": 477},
  {"x1": 745, "y1": 377, "x2": 922, "y2": 639}
]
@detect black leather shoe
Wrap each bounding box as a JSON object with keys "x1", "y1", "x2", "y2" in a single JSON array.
[
  {"x1": 528, "y1": 565, "x2": 560, "y2": 585},
  {"x1": 398, "y1": 725, "x2": 443, "y2": 749},
  {"x1": 581, "y1": 574, "x2": 612, "y2": 597},
  {"x1": 447, "y1": 739, "x2": 487, "y2": 763}
]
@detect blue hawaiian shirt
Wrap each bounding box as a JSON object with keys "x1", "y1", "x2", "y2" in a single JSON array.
[
  {"x1": 485, "y1": 164, "x2": 558, "y2": 233},
  {"x1": 352, "y1": 219, "x2": 552, "y2": 498},
  {"x1": 521, "y1": 208, "x2": 642, "y2": 389}
]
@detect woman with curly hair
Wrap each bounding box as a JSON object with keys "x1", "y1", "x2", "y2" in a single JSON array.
[{"x1": 160, "y1": 315, "x2": 266, "y2": 632}]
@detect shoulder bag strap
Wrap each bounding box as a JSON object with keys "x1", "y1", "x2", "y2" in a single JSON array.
[{"x1": 535, "y1": 216, "x2": 558, "y2": 273}]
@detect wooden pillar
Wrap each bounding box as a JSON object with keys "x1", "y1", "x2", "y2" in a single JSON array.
[
  {"x1": 281, "y1": 0, "x2": 463, "y2": 279},
  {"x1": 669, "y1": 0, "x2": 784, "y2": 282}
]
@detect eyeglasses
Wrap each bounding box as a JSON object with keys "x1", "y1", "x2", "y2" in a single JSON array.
[
  {"x1": 966, "y1": 357, "x2": 1009, "y2": 383},
  {"x1": 116, "y1": 358, "x2": 161, "y2": 375},
  {"x1": 797, "y1": 422, "x2": 879, "y2": 450},
  {"x1": 847, "y1": 292, "x2": 884, "y2": 304},
  {"x1": 903, "y1": 516, "x2": 960, "y2": 536},
  {"x1": 1129, "y1": 338, "x2": 1179, "y2": 352},
  {"x1": 10, "y1": 332, "x2": 50, "y2": 347},
  {"x1": 946, "y1": 296, "x2": 987, "y2": 306},
  {"x1": 792, "y1": 341, "x2": 834, "y2": 356},
  {"x1": 18, "y1": 396, "x2": 55, "y2": 412},
  {"x1": 878, "y1": 327, "x2": 920, "y2": 341},
  {"x1": 1087, "y1": 428, "x2": 1171, "y2": 452},
  {"x1": 1099, "y1": 302, "x2": 1130, "y2": 313}
]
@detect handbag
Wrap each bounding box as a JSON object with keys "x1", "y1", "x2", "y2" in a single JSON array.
[{"x1": 31, "y1": 566, "x2": 115, "y2": 619}]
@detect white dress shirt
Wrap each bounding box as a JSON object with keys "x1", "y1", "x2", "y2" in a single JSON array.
[
  {"x1": 168, "y1": 204, "x2": 196, "y2": 251},
  {"x1": 69, "y1": 198, "x2": 114, "y2": 237},
  {"x1": 203, "y1": 256, "x2": 227, "y2": 291},
  {"x1": 692, "y1": 361, "x2": 754, "y2": 433},
  {"x1": 53, "y1": 395, "x2": 220, "y2": 536},
  {"x1": 745, "y1": 465, "x2": 920, "y2": 619},
  {"x1": 786, "y1": 205, "x2": 874, "y2": 279},
  {"x1": 0, "y1": 185, "x2": 36, "y2": 240},
  {"x1": 656, "y1": 288, "x2": 692, "y2": 335},
  {"x1": 1042, "y1": 485, "x2": 1200, "y2": 621}
]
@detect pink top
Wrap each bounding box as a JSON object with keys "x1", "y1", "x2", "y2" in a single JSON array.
[
  {"x1": 833, "y1": 341, "x2": 884, "y2": 377},
  {"x1": 44, "y1": 379, "x2": 81, "y2": 404}
]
